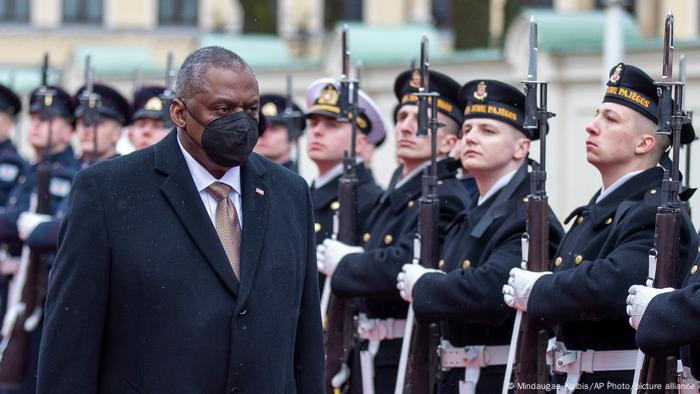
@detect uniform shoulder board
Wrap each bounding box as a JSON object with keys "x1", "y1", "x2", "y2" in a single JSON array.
[{"x1": 49, "y1": 177, "x2": 72, "y2": 198}]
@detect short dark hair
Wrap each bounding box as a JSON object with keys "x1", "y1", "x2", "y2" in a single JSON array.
[{"x1": 175, "y1": 46, "x2": 254, "y2": 99}]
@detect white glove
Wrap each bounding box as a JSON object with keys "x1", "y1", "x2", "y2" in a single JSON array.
[
  {"x1": 396, "y1": 264, "x2": 444, "y2": 302},
  {"x1": 17, "y1": 212, "x2": 52, "y2": 241},
  {"x1": 626, "y1": 285, "x2": 674, "y2": 330},
  {"x1": 502, "y1": 268, "x2": 552, "y2": 312},
  {"x1": 316, "y1": 239, "x2": 364, "y2": 277}
]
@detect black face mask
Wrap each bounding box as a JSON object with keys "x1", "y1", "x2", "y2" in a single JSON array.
[{"x1": 185, "y1": 106, "x2": 259, "y2": 167}]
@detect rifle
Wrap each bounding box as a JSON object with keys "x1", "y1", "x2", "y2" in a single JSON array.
[
  {"x1": 132, "y1": 67, "x2": 142, "y2": 97},
  {"x1": 161, "y1": 50, "x2": 176, "y2": 130},
  {"x1": 281, "y1": 75, "x2": 303, "y2": 172},
  {"x1": 632, "y1": 12, "x2": 687, "y2": 394},
  {"x1": 679, "y1": 54, "x2": 694, "y2": 215},
  {"x1": 0, "y1": 53, "x2": 56, "y2": 388},
  {"x1": 395, "y1": 35, "x2": 443, "y2": 394},
  {"x1": 502, "y1": 16, "x2": 555, "y2": 394},
  {"x1": 322, "y1": 25, "x2": 362, "y2": 394},
  {"x1": 80, "y1": 56, "x2": 102, "y2": 165}
]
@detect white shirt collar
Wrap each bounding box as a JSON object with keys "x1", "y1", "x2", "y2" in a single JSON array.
[
  {"x1": 177, "y1": 134, "x2": 241, "y2": 196},
  {"x1": 477, "y1": 169, "x2": 518, "y2": 206},
  {"x1": 395, "y1": 160, "x2": 432, "y2": 190},
  {"x1": 595, "y1": 170, "x2": 643, "y2": 204},
  {"x1": 313, "y1": 162, "x2": 346, "y2": 189}
]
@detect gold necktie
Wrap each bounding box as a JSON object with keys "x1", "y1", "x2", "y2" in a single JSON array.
[{"x1": 206, "y1": 182, "x2": 241, "y2": 279}]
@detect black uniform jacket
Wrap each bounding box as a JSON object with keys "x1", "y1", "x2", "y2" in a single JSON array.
[
  {"x1": 311, "y1": 162, "x2": 383, "y2": 246},
  {"x1": 527, "y1": 166, "x2": 697, "y2": 351},
  {"x1": 37, "y1": 130, "x2": 324, "y2": 394},
  {"x1": 637, "y1": 254, "x2": 700, "y2": 378},
  {"x1": 331, "y1": 158, "x2": 469, "y2": 365},
  {"x1": 413, "y1": 163, "x2": 564, "y2": 347}
]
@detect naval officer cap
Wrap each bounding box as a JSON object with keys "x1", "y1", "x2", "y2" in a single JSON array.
[
  {"x1": 305, "y1": 78, "x2": 386, "y2": 145},
  {"x1": 29, "y1": 85, "x2": 75, "y2": 120},
  {"x1": 131, "y1": 86, "x2": 167, "y2": 123},
  {"x1": 0, "y1": 84, "x2": 21, "y2": 118},
  {"x1": 75, "y1": 83, "x2": 131, "y2": 126},
  {"x1": 459, "y1": 79, "x2": 541, "y2": 140},
  {"x1": 260, "y1": 94, "x2": 306, "y2": 139},
  {"x1": 604, "y1": 62, "x2": 695, "y2": 144}
]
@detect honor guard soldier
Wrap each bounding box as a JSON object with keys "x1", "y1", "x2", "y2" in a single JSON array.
[
  {"x1": 75, "y1": 83, "x2": 130, "y2": 166},
  {"x1": 254, "y1": 94, "x2": 306, "y2": 172},
  {"x1": 0, "y1": 85, "x2": 28, "y2": 207},
  {"x1": 0, "y1": 84, "x2": 79, "y2": 394},
  {"x1": 306, "y1": 78, "x2": 384, "y2": 247},
  {"x1": 503, "y1": 63, "x2": 698, "y2": 393},
  {"x1": 396, "y1": 80, "x2": 565, "y2": 393},
  {"x1": 628, "y1": 256, "x2": 700, "y2": 392},
  {"x1": 317, "y1": 69, "x2": 469, "y2": 393},
  {"x1": 128, "y1": 85, "x2": 170, "y2": 150},
  {"x1": 20, "y1": 83, "x2": 131, "y2": 255}
]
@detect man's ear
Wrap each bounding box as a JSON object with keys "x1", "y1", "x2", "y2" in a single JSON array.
[
  {"x1": 170, "y1": 99, "x2": 187, "y2": 129},
  {"x1": 635, "y1": 134, "x2": 657, "y2": 155},
  {"x1": 513, "y1": 137, "x2": 531, "y2": 160}
]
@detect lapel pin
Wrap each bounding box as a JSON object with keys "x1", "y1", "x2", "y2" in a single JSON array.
[{"x1": 255, "y1": 187, "x2": 265, "y2": 196}]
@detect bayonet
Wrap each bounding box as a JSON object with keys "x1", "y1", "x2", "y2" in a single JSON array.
[
  {"x1": 417, "y1": 35, "x2": 429, "y2": 137},
  {"x1": 338, "y1": 26, "x2": 351, "y2": 120},
  {"x1": 161, "y1": 50, "x2": 176, "y2": 129},
  {"x1": 524, "y1": 17, "x2": 539, "y2": 130}
]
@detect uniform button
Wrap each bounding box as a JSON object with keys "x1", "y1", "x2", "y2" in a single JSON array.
[
  {"x1": 437, "y1": 180, "x2": 443, "y2": 186},
  {"x1": 438, "y1": 259, "x2": 445, "y2": 269},
  {"x1": 8, "y1": 196, "x2": 16, "y2": 205},
  {"x1": 650, "y1": 188, "x2": 657, "y2": 194},
  {"x1": 384, "y1": 234, "x2": 393, "y2": 245},
  {"x1": 604, "y1": 217, "x2": 613, "y2": 225},
  {"x1": 238, "y1": 307, "x2": 247, "y2": 316},
  {"x1": 362, "y1": 233, "x2": 371, "y2": 243},
  {"x1": 574, "y1": 255, "x2": 583, "y2": 265},
  {"x1": 576, "y1": 216, "x2": 584, "y2": 224},
  {"x1": 230, "y1": 387, "x2": 239, "y2": 393},
  {"x1": 330, "y1": 201, "x2": 340, "y2": 211},
  {"x1": 462, "y1": 259, "x2": 471, "y2": 269},
  {"x1": 522, "y1": 197, "x2": 529, "y2": 203},
  {"x1": 17, "y1": 175, "x2": 25, "y2": 184},
  {"x1": 697, "y1": 245, "x2": 700, "y2": 253},
  {"x1": 554, "y1": 257, "x2": 563, "y2": 267},
  {"x1": 407, "y1": 200, "x2": 414, "y2": 208},
  {"x1": 691, "y1": 265, "x2": 698, "y2": 275},
  {"x1": 314, "y1": 223, "x2": 321, "y2": 233}
]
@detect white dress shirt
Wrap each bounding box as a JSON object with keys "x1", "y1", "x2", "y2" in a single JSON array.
[
  {"x1": 177, "y1": 134, "x2": 243, "y2": 228},
  {"x1": 477, "y1": 169, "x2": 518, "y2": 206},
  {"x1": 312, "y1": 162, "x2": 345, "y2": 189},
  {"x1": 595, "y1": 170, "x2": 643, "y2": 204}
]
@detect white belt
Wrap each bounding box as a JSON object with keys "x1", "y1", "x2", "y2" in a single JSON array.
[
  {"x1": 357, "y1": 317, "x2": 406, "y2": 341},
  {"x1": 549, "y1": 340, "x2": 636, "y2": 394},
  {"x1": 438, "y1": 340, "x2": 510, "y2": 370},
  {"x1": 439, "y1": 340, "x2": 510, "y2": 394}
]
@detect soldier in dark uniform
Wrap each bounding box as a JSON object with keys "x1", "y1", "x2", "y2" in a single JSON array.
[
  {"x1": 22, "y1": 83, "x2": 131, "y2": 255},
  {"x1": 396, "y1": 80, "x2": 565, "y2": 393},
  {"x1": 305, "y1": 78, "x2": 385, "y2": 247},
  {"x1": 74, "y1": 83, "x2": 130, "y2": 165},
  {"x1": 253, "y1": 94, "x2": 306, "y2": 172},
  {"x1": 317, "y1": 69, "x2": 470, "y2": 393},
  {"x1": 128, "y1": 85, "x2": 169, "y2": 150},
  {"x1": 627, "y1": 256, "x2": 700, "y2": 391},
  {"x1": 0, "y1": 85, "x2": 28, "y2": 207},
  {"x1": 0, "y1": 85, "x2": 79, "y2": 394},
  {"x1": 503, "y1": 63, "x2": 698, "y2": 393}
]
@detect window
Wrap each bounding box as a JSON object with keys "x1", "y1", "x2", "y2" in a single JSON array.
[
  {"x1": 324, "y1": 0, "x2": 362, "y2": 30},
  {"x1": 0, "y1": 0, "x2": 28, "y2": 23},
  {"x1": 63, "y1": 0, "x2": 102, "y2": 25},
  {"x1": 159, "y1": 0, "x2": 198, "y2": 27}
]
